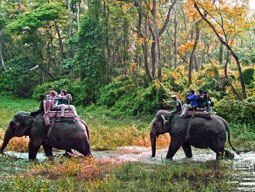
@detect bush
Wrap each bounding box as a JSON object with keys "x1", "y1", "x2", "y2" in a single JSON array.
[
  {"x1": 33, "y1": 78, "x2": 102, "y2": 106},
  {"x1": 214, "y1": 97, "x2": 255, "y2": 124},
  {"x1": 32, "y1": 78, "x2": 70, "y2": 100},
  {"x1": 243, "y1": 67, "x2": 255, "y2": 87},
  {"x1": 99, "y1": 79, "x2": 171, "y2": 117},
  {"x1": 0, "y1": 56, "x2": 38, "y2": 98}
]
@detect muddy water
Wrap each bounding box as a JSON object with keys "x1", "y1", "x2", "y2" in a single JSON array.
[{"x1": 3, "y1": 147, "x2": 255, "y2": 191}]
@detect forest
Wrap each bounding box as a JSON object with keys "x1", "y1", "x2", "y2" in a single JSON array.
[{"x1": 0, "y1": 0, "x2": 255, "y2": 191}]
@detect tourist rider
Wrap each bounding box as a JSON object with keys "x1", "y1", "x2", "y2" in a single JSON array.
[
  {"x1": 180, "y1": 89, "x2": 198, "y2": 118},
  {"x1": 44, "y1": 90, "x2": 58, "y2": 115},
  {"x1": 56, "y1": 89, "x2": 79, "y2": 118},
  {"x1": 202, "y1": 91, "x2": 214, "y2": 114}
]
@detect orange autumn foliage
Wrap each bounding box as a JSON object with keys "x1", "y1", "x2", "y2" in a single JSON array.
[
  {"x1": 7, "y1": 137, "x2": 29, "y2": 152},
  {"x1": 29, "y1": 157, "x2": 124, "y2": 181},
  {"x1": 0, "y1": 129, "x2": 29, "y2": 152},
  {"x1": 178, "y1": 41, "x2": 195, "y2": 56},
  {"x1": 131, "y1": 134, "x2": 170, "y2": 148}
]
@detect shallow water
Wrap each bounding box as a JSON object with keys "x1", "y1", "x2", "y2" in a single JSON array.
[{"x1": 3, "y1": 147, "x2": 255, "y2": 191}]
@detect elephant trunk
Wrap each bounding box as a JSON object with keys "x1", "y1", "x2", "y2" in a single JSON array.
[
  {"x1": 150, "y1": 132, "x2": 157, "y2": 157},
  {"x1": 0, "y1": 121, "x2": 15, "y2": 153}
]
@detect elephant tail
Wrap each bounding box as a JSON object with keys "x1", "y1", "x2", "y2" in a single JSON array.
[{"x1": 224, "y1": 119, "x2": 249, "y2": 154}]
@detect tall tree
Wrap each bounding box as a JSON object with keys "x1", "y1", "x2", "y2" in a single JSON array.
[{"x1": 194, "y1": 0, "x2": 247, "y2": 99}]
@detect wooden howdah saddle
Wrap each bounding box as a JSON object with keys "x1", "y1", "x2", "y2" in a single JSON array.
[
  {"x1": 183, "y1": 108, "x2": 212, "y2": 120},
  {"x1": 44, "y1": 108, "x2": 75, "y2": 126}
]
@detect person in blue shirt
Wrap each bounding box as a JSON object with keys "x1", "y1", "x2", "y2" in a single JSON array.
[{"x1": 180, "y1": 89, "x2": 198, "y2": 118}]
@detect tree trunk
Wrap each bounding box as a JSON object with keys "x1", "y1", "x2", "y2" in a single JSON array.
[
  {"x1": 0, "y1": 47, "x2": 6, "y2": 71},
  {"x1": 77, "y1": 0, "x2": 81, "y2": 31},
  {"x1": 104, "y1": 1, "x2": 110, "y2": 58},
  {"x1": 194, "y1": 2, "x2": 246, "y2": 99},
  {"x1": 174, "y1": 12, "x2": 178, "y2": 68},
  {"x1": 143, "y1": 15, "x2": 152, "y2": 81},
  {"x1": 151, "y1": 40, "x2": 156, "y2": 78},
  {"x1": 219, "y1": 43, "x2": 223, "y2": 65},
  {"x1": 123, "y1": 18, "x2": 128, "y2": 78},
  {"x1": 68, "y1": 0, "x2": 73, "y2": 39},
  {"x1": 188, "y1": 22, "x2": 200, "y2": 85},
  {"x1": 136, "y1": 1, "x2": 152, "y2": 81},
  {"x1": 54, "y1": 22, "x2": 66, "y2": 59},
  {"x1": 152, "y1": 0, "x2": 161, "y2": 81},
  {"x1": 224, "y1": 53, "x2": 243, "y2": 99},
  {"x1": 0, "y1": 29, "x2": 6, "y2": 71}
]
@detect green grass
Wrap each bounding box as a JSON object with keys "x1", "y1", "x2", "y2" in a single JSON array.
[
  {"x1": 0, "y1": 96, "x2": 253, "y2": 191},
  {"x1": 0, "y1": 159, "x2": 234, "y2": 192}
]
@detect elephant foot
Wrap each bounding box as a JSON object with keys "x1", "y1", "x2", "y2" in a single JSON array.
[
  {"x1": 165, "y1": 157, "x2": 173, "y2": 161},
  {"x1": 48, "y1": 156, "x2": 54, "y2": 161},
  {"x1": 224, "y1": 150, "x2": 234, "y2": 159}
]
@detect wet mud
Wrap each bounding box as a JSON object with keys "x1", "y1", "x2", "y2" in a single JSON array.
[{"x1": 3, "y1": 147, "x2": 255, "y2": 191}]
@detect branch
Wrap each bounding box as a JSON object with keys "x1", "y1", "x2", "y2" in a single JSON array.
[
  {"x1": 159, "y1": 0, "x2": 178, "y2": 37},
  {"x1": 29, "y1": 65, "x2": 39, "y2": 71},
  {"x1": 224, "y1": 53, "x2": 243, "y2": 100},
  {"x1": 194, "y1": 3, "x2": 235, "y2": 59}
]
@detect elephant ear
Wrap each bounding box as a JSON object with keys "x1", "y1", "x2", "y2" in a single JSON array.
[
  {"x1": 23, "y1": 114, "x2": 36, "y2": 129},
  {"x1": 14, "y1": 111, "x2": 36, "y2": 130}
]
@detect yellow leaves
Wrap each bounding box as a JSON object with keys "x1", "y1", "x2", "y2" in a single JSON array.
[
  {"x1": 185, "y1": 0, "x2": 201, "y2": 21},
  {"x1": 178, "y1": 41, "x2": 195, "y2": 56},
  {"x1": 153, "y1": 79, "x2": 162, "y2": 90},
  {"x1": 130, "y1": 62, "x2": 137, "y2": 70},
  {"x1": 137, "y1": 37, "x2": 146, "y2": 45}
]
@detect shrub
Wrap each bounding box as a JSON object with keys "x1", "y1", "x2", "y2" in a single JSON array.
[
  {"x1": 99, "y1": 80, "x2": 171, "y2": 117},
  {"x1": 0, "y1": 56, "x2": 38, "y2": 98},
  {"x1": 214, "y1": 97, "x2": 255, "y2": 123}
]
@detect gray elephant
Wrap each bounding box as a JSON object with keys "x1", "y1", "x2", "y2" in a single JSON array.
[
  {"x1": 0, "y1": 111, "x2": 91, "y2": 160},
  {"x1": 150, "y1": 110, "x2": 238, "y2": 160}
]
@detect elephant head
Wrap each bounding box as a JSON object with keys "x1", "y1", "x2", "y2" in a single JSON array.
[
  {"x1": 150, "y1": 110, "x2": 171, "y2": 157},
  {"x1": 0, "y1": 111, "x2": 35, "y2": 153}
]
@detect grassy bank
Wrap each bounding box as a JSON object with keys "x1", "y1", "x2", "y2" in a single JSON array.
[
  {"x1": 0, "y1": 96, "x2": 254, "y2": 191},
  {"x1": 0, "y1": 157, "x2": 234, "y2": 192}
]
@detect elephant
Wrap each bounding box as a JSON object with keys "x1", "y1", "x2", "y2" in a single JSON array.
[
  {"x1": 150, "y1": 110, "x2": 238, "y2": 160},
  {"x1": 0, "y1": 111, "x2": 92, "y2": 160}
]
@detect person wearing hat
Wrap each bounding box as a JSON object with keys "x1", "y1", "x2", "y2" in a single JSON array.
[
  {"x1": 200, "y1": 91, "x2": 214, "y2": 114},
  {"x1": 171, "y1": 95, "x2": 182, "y2": 114},
  {"x1": 180, "y1": 89, "x2": 198, "y2": 118},
  {"x1": 162, "y1": 95, "x2": 182, "y2": 129}
]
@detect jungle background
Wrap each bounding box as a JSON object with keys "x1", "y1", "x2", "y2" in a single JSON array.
[{"x1": 0, "y1": 0, "x2": 255, "y2": 191}]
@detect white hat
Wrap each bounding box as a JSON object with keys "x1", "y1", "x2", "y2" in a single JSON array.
[{"x1": 171, "y1": 95, "x2": 177, "y2": 98}]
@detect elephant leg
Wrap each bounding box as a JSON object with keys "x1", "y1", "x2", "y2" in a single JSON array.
[
  {"x1": 63, "y1": 149, "x2": 74, "y2": 157},
  {"x1": 213, "y1": 146, "x2": 224, "y2": 160},
  {"x1": 216, "y1": 152, "x2": 224, "y2": 160},
  {"x1": 209, "y1": 133, "x2": 226, "y2": 160},
  {"x1": 75, "y1": 141, "x2": 91, "y2": 157},
  {"x1": 182, "y1": 142, "x2": 192, "y2": 158},
  {"x1": 42, "y1": 143, "x2": 53, "y2": 158},
  {"x1": 224, "y1": 149, "x2": 234, "y2": 159},
  {"x1": 28, "y1": 142, "x2": 40, "y2": 160},
  {"x1": 166, "y1": 138, "x2": 182, "y2": 160}
]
